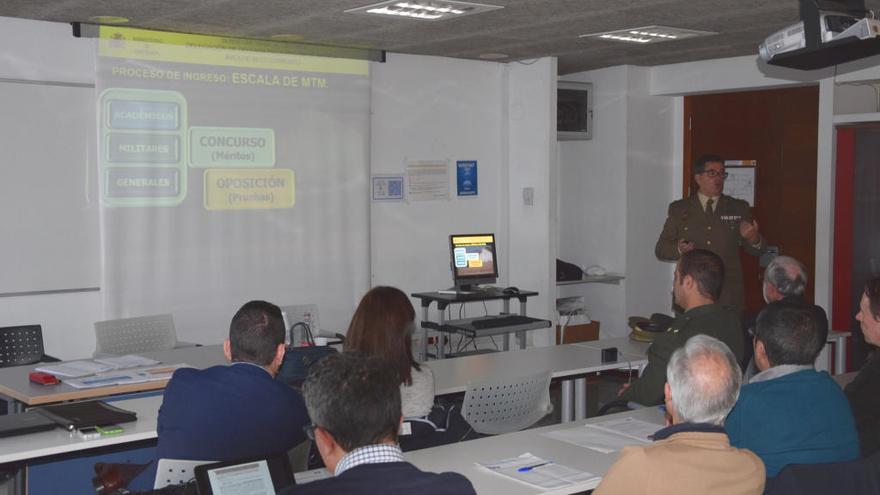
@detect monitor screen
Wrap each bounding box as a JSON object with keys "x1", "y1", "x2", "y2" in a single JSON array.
[{"x1": 449, "y1": 233, "x2": 498, "y2": 289}]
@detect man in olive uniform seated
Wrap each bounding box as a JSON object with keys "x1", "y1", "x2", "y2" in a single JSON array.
[{"x1": 619, "y1": 249, "x2": 743, "y2": 406}]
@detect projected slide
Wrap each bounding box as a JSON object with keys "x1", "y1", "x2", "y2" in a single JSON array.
[
  {"x1": 96, "y1": 27, "x2": 368, "y2": 210},
  {"x1": 96, "y1": 27, "x2": 371, "y2": 344}
]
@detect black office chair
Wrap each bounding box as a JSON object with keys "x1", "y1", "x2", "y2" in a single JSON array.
[
  {"x1": 0, "y1": 324, "x2": 59, "y2": 367},
  {"x1": 764, "y1": 451, "x2": 880, "y2": 495}
]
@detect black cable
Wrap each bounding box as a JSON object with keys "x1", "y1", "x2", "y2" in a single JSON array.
[{"x1": 289, "y1": 322, "x2": 314, "y2": 346}]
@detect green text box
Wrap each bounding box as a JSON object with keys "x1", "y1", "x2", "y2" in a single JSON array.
[{"x1": 189, "y1": 127, "x2": 275, "y2": 168}]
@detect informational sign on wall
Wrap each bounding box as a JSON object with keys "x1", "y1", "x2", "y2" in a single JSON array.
[
  {"x1": 371, "y1": 175, "x2": 405, "y2": 201},
  {"x1": 406, "y1": 160, "x2": 449, "y2": 201},
  {"x1": 456, "y1": 160, "x2": 478, "y2": 197},
  {"x1": 724, "y1": 160, "x2": 757, "y2": 206}
]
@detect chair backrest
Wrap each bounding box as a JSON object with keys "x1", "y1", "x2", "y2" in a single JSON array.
[
  {"x1": 154, "y1": 458, "x2": 213, "y2": 489},
  {"x1": 0, "y1": 325, "x2": 46, "y2": 367},
  {"x1": 94, "y1": 314, "x2": 178, "y2": 356},
  {"x1": 765, "y1": 452, "x2": 880, "y2": 495},
  {"x1": 461, "y1": 369, "x2": 553, "y2": 435}
]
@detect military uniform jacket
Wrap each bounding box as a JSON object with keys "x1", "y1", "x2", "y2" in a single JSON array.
[
  {"x1": 655, "y1": 194, "x2": 765, "y2": 314},
  {"x1": 621, "y1": 303, "x2": 743, "y2": 406}
]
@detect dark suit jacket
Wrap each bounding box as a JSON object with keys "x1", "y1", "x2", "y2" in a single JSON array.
[
  {"x1": 655, "y1": 194, "x2": 765, "y2": 315},
  {"x1": 280, "y1": 462, "x2": 476, "y2": 495},
  {"x1": 846, "y1": 352, "x2": 880, "y2": 457},
  {"x1": 156, "y1": 362, "x2": 308, "y2": 461}
]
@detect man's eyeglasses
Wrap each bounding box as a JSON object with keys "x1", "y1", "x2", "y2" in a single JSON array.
[
  {"x1": 303, "y1": 423, "x2": 332, "y2": 441},
  {"x1": 699, "y1": 170, "x2": 729, "y2": 179},
  {"x1": 303, "y1": 423, "x2": 318, "y2": 441}
]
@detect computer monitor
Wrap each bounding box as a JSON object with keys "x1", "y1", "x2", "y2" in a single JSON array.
[{"x1": 449, "y1": 233, "x2": 498, "y2": 291}]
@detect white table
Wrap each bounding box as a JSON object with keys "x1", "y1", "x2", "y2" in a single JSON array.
[
  {"x1": 406, "y1": 407, "x2": 665, "y2": 495},
  {"x1": 0, "y1": 344, "x2": 226, "y2": 412},
  {"x1": 426, "y1": 344, "x2": 647, "y2": 422},
  {"x1": 0, "y1": 395, "x2": 162, "y2": 466}
]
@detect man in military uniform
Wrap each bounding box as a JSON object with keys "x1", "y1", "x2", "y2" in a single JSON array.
[
  {"x1": 619, "y1": 249, "x2": 743, "y2": 406},
  {"x1": 655, "y1": 155, "x2": 765, "y2": 316}
]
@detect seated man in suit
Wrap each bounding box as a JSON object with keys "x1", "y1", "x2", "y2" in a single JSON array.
[
  {"x1": 280, "y1": 353, "x2": 475, "y2": 495},
  {"x1": 595, "y1": 335, "x2": 764, "y2": 495},
  {"x1": 620, "y1": 249, "x2": 743, "y2": 405},
  {"x1": 726, "y1": 303, "x2": 859, "y2": 477},
  {"x1": 742, "y1": 255, "x2": 828, "y2": 380},
  {"x1": 156, "y1": 300, "x2": 309, "y2": 461}
]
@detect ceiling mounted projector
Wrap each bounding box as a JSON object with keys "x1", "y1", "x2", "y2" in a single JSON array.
[
  {"x1": 758, "y1": 12, "x2": 860, "y2": 61},
  {"x1": 760, "y1": 0, "x2": 880, "y2": 70}
]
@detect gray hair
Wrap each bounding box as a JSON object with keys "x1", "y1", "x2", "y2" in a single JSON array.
[
  {"x1": 765, "y1": 256, "x2": 807, "y2": 297},
  {"x1": 302, "y1": 353, "x2": 401, "y2": 451},
  {"x1": 666, "y1": 335, "x2": 742, "y2": 425}
]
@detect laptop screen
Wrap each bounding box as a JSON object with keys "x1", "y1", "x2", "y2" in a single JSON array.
[{"x1": 194, "y1": 453, "x2": 294, "y2": 495}]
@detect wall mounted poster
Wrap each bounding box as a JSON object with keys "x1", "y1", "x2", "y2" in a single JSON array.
[{"x1": 456, "y1": 160, "x2": 478, "y2": 197}]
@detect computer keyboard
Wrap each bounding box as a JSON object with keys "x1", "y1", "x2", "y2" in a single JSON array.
[{"x1": 471, "y1": 315, "x2": 539, "y2": 329}]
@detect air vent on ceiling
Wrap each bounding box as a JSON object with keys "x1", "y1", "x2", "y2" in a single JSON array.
[{"x1": 345, "y1": 1, "x2": 502, "y2": 21}]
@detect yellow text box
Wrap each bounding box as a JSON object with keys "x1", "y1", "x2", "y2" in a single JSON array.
[{"x1": 204, "y1": 169, "x2": 295, "y2": 210}]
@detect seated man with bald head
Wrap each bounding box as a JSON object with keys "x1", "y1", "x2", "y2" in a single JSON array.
[{"x1": 595, "y1": 335, "x2": 764, "y2": 495}]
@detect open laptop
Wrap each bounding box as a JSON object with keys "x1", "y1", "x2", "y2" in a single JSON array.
[{"x1": 193, "y1": 452, "x2": 294, "y2": 495}]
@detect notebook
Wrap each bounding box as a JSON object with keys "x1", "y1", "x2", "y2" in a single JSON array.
[
  {"x1": 34, "y1": 400, "x2": 137, "y2": 431},
  {"x1": 0, "y1": 410, "x2": 57, "y2": 438}
]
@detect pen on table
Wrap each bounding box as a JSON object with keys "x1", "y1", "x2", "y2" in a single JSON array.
[{"x1": 517, "y1": 462, "x2": 551, "y2": 472}]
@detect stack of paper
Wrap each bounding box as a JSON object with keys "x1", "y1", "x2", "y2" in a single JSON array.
[
  {"x1": 34, "y1": 354, "x2": 161, "y2": 379},
  {"x1": 34, "y1": 361, "x2": 113, "y2": 378},
  {"x1": 64, "y1": 364, "x2": 190, "y2": 389},
  {"x1": 478, "y1": 453, "x2": 598, "y2": 490}
]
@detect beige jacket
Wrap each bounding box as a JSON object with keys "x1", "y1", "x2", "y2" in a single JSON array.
[{"x1": 593, "y1": 429, "x2": 765, "y2": 495}]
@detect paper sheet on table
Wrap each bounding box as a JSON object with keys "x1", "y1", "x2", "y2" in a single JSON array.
[
  {"x1": 93, "y1": 354, "x2": 160, "y2": 369},
  {"x1": 543, "y1": 417, "x2": 658, "y2": 453},
  {"x1": 64, "y1": 364, "x2": 190, "y2": 389},
  {"x1": 477, "y1": 453, "x2": 598, "y2": 489},
  {"x1": 588, "y1": 416, "x2": 661, "y2": 443},
  {"x1": 35, "y1": 361, "x2": 113, "y2": 378}
]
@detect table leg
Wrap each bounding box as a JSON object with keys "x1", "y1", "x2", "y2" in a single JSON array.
[
  {"x1": 11, "y1": 467, "x2": 23, "y2": 495},
  {"x1": 437, "y1": 311, "x2": 446, "y2": 359},
  {"x1": 420, "y1": 305, "x2": 429, "y2": 362},
  {"x1": 835, "y1": 337, "x2": 847, "y2": 375},
  {"x1": 503, "y1": 333, "x2": 510, "y2": 351},
  {"x1": 561, "y1": 380, "x2": 573, "y2": 423},
  {"x1": 516, "y1": 331, "x2": 526, "y2": 349},
  {"x1": 574, "y1": 377, "x2": 587, "y2": 420}
]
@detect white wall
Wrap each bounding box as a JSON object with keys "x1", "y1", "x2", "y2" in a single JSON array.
[
  {"x1": 557, "y1": 66, "x2": 629, "y2": 336},
  {"x1": 557, "y1": 66, "x2": 675, "y2": 337},
  {"x1": 369, "y1": 53, "x2": 507, "y2": 321},
  {"x1": 370, "y1": 53, "x2": 558, "y2": 348},
  {"x1": 0, "y1": 17, "x2": 101, "y2": 359},
  {"x1": 507, "y1": 58, "x2": 558, "y2": 345},
  {"x1": 624, "y1": 67, "x2": 676, "y2": 320}
]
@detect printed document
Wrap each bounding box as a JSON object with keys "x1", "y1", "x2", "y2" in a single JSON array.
[{"x1": 478, "y1": 453, "x2": 598, "y2": 489}]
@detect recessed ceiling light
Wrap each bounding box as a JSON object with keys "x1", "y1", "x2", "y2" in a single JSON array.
[
  {"x1": 479, "y1": 53, "x2": 508, "y2": 60},
  {"x1": 580, "y1": 25, "x2": 716, "y2": 44},
  {"x1": 346, "y1": 1, "x2": 502, "y2": 21},
  {"x1": 88, "y1": 15, "x2": 130, "y2": 24}
]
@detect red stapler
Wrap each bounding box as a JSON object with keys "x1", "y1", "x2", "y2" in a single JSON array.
[{"x1": 29, "y1": 371, "x2": 60, "y2": 385}]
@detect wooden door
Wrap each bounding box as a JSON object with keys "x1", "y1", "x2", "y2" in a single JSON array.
[{"x1": 684, "y1": 86, "x2": 820, "y2": 316}]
